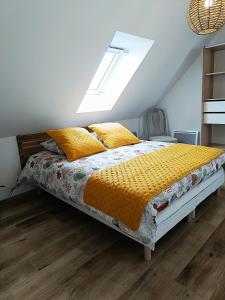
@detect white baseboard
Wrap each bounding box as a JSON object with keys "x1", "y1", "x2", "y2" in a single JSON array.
[{"x1": 0, "y1": 183, "x2": 35, "y2": 201}]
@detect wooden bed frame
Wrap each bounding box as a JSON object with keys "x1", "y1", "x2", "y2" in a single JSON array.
[
  {"x1": 17, "y1": 132, "x2": 49, "y2": 168},
  {"x1": 16, "y1": 131, "x2": 224, "y2": 261}
]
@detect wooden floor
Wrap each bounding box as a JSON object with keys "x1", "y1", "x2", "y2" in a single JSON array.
[{"x1": 1, "y1": 190, "x2": 225, "y2": 299}]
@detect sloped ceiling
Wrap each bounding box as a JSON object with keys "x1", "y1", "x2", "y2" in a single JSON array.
[{"x1": 0, "y1": 0, "x2": 213, "y2": 138}]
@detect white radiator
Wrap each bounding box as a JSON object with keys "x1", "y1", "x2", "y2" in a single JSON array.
[{"x1": 173, "y1": 130, "x2": 200, "y2": 145}]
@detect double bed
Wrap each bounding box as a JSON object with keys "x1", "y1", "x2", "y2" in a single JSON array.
[{"x1": 17, "y1": 131, "x2": 225, "y2": 261}]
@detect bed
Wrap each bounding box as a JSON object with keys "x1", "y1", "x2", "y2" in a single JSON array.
[{"x1": 17, "y1": 131, "x2": 225, "y2": 261}]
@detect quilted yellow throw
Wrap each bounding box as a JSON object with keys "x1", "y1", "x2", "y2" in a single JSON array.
[{"x1": 84, "y1": 144, "x2": 224, "y2": 231}]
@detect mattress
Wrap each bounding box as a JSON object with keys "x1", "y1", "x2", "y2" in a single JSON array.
[{"x1": 19, "y1": 141, "x2": 225, "y2": 249}]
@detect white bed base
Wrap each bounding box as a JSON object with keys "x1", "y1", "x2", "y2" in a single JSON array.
[
  {"x1": 155, "y1": 168, "x2": 224, "y2": 242},
  {"x1": 39, "y1": 168, "x2": 224, "y2": 261}
]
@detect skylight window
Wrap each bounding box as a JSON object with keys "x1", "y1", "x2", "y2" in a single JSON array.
[
  {"x1": 88, "y1": 47, "x2": 125, "y2": 94},
  {"x1": 77, "y1": 31, "x2": 154, "y2": 113}
]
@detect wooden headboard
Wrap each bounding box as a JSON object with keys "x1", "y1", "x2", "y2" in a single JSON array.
[
  {"x1": 17, "y1": 127, "x2": 92, "y2": 168},
  {"x1": 17, "y1": 132, "x2": 50, "y2": 168}
]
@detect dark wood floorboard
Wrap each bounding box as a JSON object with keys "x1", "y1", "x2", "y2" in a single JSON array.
[{"x1": 1, "y1": 190, "x2": 225, "y2": 299}]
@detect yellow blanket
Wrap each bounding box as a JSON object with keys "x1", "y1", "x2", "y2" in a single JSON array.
[{"x1": 84, "y1": 144, "x2": 223, "y2": 230}]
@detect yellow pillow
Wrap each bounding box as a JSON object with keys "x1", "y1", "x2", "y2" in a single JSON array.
[
  {"x1": 48, "y1": 127, "x2": 106, "y2": 162},
  {"x1": 88, "y1": 122, "x2": 140, "y2": 149}
]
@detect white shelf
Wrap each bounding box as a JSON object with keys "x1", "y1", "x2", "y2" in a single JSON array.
[
  {"x1": 205, "y1": 71, "x2": 225, "y2": 76},
  {"x1": 205, "y1": 43, "x2": 225, "y2": 51},
  {"x1": 204, "y1": 98, "x2": 225, "y2": 101}
]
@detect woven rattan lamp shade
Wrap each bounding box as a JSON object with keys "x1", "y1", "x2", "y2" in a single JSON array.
[{"x1": 188, "y1": 0, "x2": 225, "y2": 35}]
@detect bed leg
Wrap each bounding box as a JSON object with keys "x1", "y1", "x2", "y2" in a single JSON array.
[
  {"x1": 187, "y1": 209, "x2": 196, "y2": 223},
  {"x1": 216, "y1": 188, "x2": 222, "y2": 197},
  {"x1": 144, "y1": 246, "x2": 152, "y2": 261}
]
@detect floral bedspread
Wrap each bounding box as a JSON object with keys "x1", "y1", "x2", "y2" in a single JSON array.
[{"x1": 19, "y1": 141, "x2": 225, "y2": 249}]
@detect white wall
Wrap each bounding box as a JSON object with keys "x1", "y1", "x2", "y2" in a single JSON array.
[
  {"x1": 0, "y1": 137, "x2": 21, "y2": 200},
  {"x1": 159, "y1": 28, "x2": 225, "y2": 135},
  {"x1": 0, "y1": 118, "x2": 139, "y2": 201},
  {"x1": 120, "y1": 118, "x2": 139, "y2": 135},
  {"x1": 159, "y1": 55, "x2": 202, "y2": 133},
  {"x1": 0, "y1": 136, "x2": 33, "y2": 200},
  {"x1": 0, "y1": 0, "x2": 210, "y2": 138}
]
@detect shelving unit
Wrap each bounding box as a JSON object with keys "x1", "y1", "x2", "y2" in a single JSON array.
[{"x1": 201, "y1": 43, "x2": 225, "y2": 150}]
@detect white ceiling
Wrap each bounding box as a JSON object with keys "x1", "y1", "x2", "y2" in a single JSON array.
[{"x1": 0, "y1": 0, "x2": 213, "y2": 138}]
